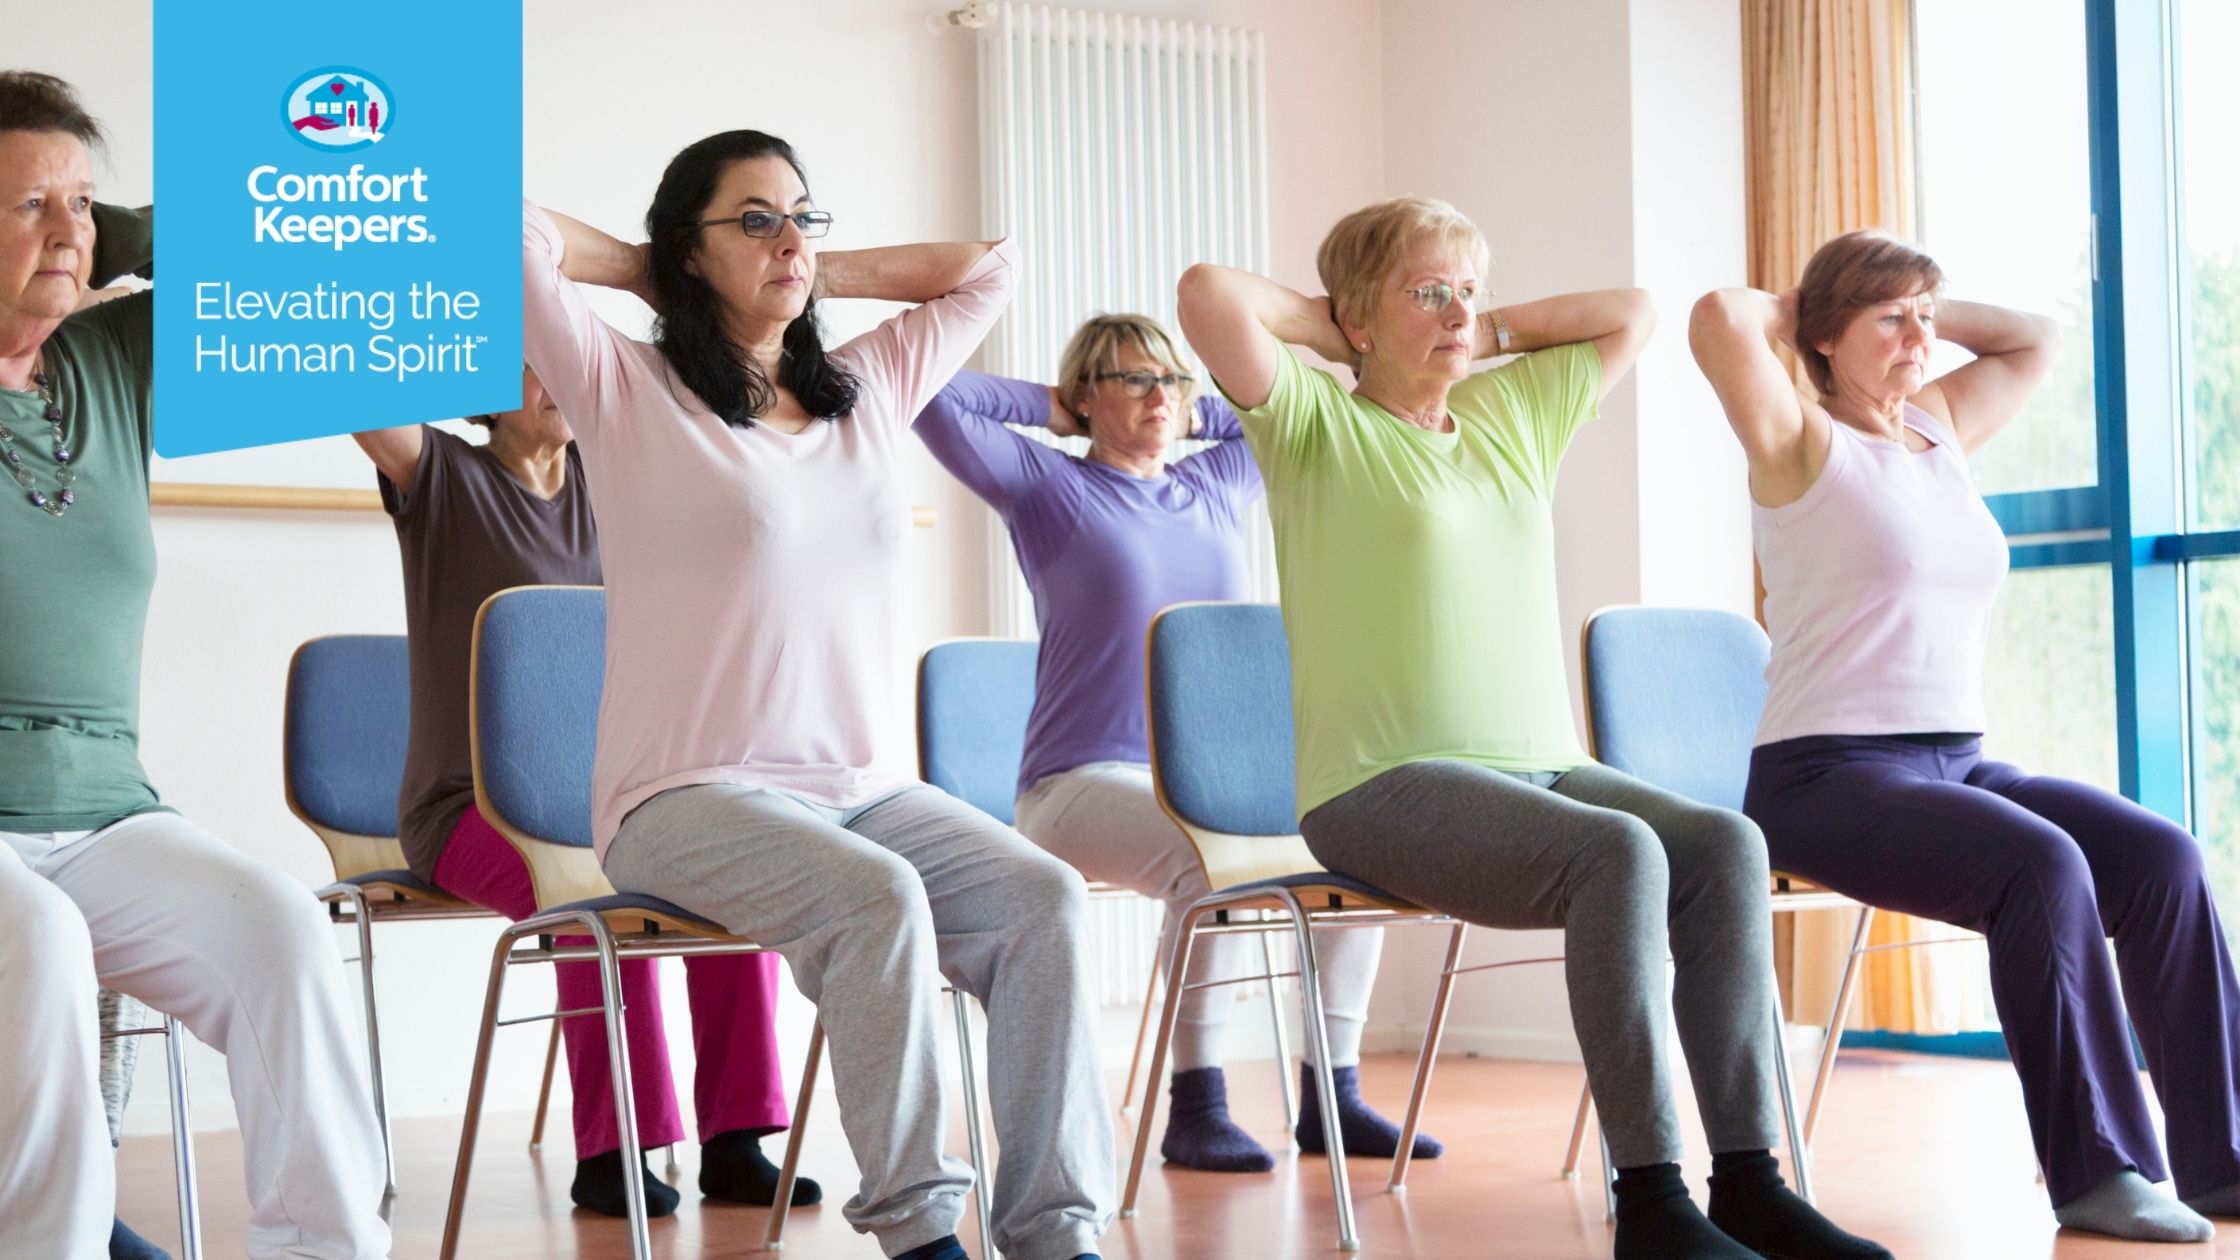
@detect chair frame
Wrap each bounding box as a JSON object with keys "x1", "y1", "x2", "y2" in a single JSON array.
[
  {"x1": 1119, "y1": 602, "x2": 1565, "y2": 1253},
  {"x1": 914, "y1": 637, "x2": 1300, "y2": 1130},
  {"x1": 104, "y1": 1014, "x2": 200, "y2": 1260},
  {"x1": 287, "y1": 636, "x2": 522, "y2": 1197},
  {"x1": 439, "y1": 588, "x2": 995, "y2": 1260},
  {"x1": 1570, "y1": 604, "x2": 1963, "y2": 1199}
]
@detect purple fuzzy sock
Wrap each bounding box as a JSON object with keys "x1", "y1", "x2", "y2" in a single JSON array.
[
  {"x1": 1159, "y1": 1066, "x2": 1276, "y2": 1172},
  {"x1": 1293, "y1": 1063, "x2": 1443, "y2": 1159}
]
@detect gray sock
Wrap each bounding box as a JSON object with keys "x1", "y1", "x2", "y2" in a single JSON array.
[
  {"x1": 2182, "y1": 1181, "x2": 2240, "y2": 1217},
  {"x1": 2055, "y1": 1170, "x2": 2215, "y2": 1243}
]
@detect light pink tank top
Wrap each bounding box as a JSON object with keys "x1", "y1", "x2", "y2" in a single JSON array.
[{"x1": 1752, "y1": 403, "x2": 2010, "y2": 746}]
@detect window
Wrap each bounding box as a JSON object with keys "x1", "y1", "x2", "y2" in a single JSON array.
[
  {"x1": 1983, "y1": 565, "x2": 2119, "y2": 790},
  {"x1": 1913, "y1": 0, "x2": 2099, "y2": 497},
  {"x1": 2182, "y1": 0, "x2": 2240, "y2": 532},
  {"x1": 2195, "y1": 560, "x2": 2240, "y2": 913}
]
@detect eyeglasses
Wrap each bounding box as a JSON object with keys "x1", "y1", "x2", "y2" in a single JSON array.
[
  {"x1": 1094, "y1": 370, "x2": 1195, "y2": 399},
  {"x1": 1401, "y1": 281, "x2": 1479, "y2": 313},
  {"x1": 695, "y1": 210, "x2": 835, "y2": 239}
]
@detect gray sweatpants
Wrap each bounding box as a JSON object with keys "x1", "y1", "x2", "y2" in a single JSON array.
[
  {"x1": 605, "y1": 783, "x2": 1114, "y2": 1260},
  {"x1": 1299, "y1": 760, "x2": 1781, "y2": 1169},
  {"x1": 1015, "y1": 761, "x2": 1382, "y2": 1072}
]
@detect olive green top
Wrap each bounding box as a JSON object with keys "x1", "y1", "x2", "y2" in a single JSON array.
[{"x1": 0, "y1": 203, "x2": 167, "y2": 832}]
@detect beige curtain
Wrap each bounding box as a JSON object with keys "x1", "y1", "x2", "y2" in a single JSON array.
[
  {"x1": 1744, "y1": 0, "x2": 1915, "y2": 294},
  {"x1": 1746, "y1": 0, "x2": 1980, "y2": 1036}
]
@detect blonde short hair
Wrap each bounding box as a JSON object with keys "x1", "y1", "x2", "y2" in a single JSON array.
[
  {"x1": 1054, "y1": 313, "x2": 1198, "y2": 420},
  {"x1": 1316, "y1": 196, "x2": 1492, "y2": 331}
]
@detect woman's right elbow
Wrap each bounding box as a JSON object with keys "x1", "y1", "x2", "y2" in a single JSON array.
[{"x1": 1176, "y1": 263, "x2": 1225, "y2": 315}]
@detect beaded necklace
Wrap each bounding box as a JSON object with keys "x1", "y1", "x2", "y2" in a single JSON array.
[{"x1": 1, "y1": 353, "x2": 76, "y2": 518}]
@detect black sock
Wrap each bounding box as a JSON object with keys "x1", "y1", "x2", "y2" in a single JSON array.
[
  {"x1": 700, "y1": 1127, "x2": 823, "y2": 1206},
  {"x1": 891, "y1": 1235, "x2": 970, "y2": 1260},
  {"x1": 570, "y1": 1149, "x2": 680, "y2": 1219},
  {"x1": 1706, "y1": 1150, "x2": 1892, "y2": 1260},
  {"x1": 109, "y1": 1217, "x2": 170, "y2": 1260},
  {"x1": 1612, "y1": 1163, "x2": 1758, "y2": 1260}
]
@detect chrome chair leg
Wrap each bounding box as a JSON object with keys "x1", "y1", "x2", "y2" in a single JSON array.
[
  {"x1": 161, "y1": 1016, "x2": 202, "y2": 1260},
  {"x1": 1804, "y1": 905, "x2": 1875, "y2": 1147},
  {"x1": 951, "y1": 989, "x2": 997, "y2": 1258},
  {"x1": 586, "y1": 919, "x2": 652, "y2": 1260},
  {"x1": 1120, "y1": 959, "x2": 1161, "y2": 1116},
  {"x1": 1389, "y1": 923, "x2": 1467, "y2": 1192},
  {"x1": 1598, "y1": 1127, "x2": 1616, "y2": 1223},
  {"x1": 763, "y1": 1021, "x2": 825, "y2": 1252},
  {"x1": 1278, "y1": 890, "x2": 1359, "y2": 1253},
  {"x1": 1774, "y1": 993, "x2": 1812, "y2": 1204},
  {"x1": 1261, "y1": 928, "x2": 1298, "y2": 1131},
  {"x1": 329, "y1": 885, "x2": 396, "y2": 1197},
  {"x1": 440, "y1": 929, "x2": 517, "y2": 1260},
  {"x1": 1122, "y1": 907, "x2": 1205, "y2": 1216},
  {"x1": 1561, "y1": 1078, "x2": 1593, "y2": 1178},
  {"x1": 529, "y1": 1019, "x2": 562, "y2": 1152}
]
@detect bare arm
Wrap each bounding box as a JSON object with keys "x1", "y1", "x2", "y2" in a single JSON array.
[
  {"x1": 539, "y1": 207, "x2": 656, "y2": 306},
  {"x1": 817, "y1": 243, "x2": 1001, "y2": 305},
  {"x1": 1913, "y1": 298, "x2": 2060, "y2": 452},
  {"x1": 1689, "y1": 288, "x2": 1824, "y2": 505},
  {"x1": 1174, "y1": 264, "x2": 1356, "y2": 410},
  {"x1": 350, "y1": 425, "x2": 425, "y2": 488},
  {"x1": 1479, "y1": 288, "x2": 1656, "y2": 399}
]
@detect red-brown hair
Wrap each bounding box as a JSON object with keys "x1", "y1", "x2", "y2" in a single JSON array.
[{"x1": 1795, "y1": 230, "x2": 1943, "y2": 394}]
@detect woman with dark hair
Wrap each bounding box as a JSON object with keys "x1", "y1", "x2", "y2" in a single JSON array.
[
  {"x1": 0, "y1": 72, "x2": 389, "y2": 1259},
  {"x1": 1694, "y1": 230, "x2": 2240, "y2": 1243},
  {"x1": 350, "y1": 369, "x2": 815, "y2": 1218},
  {"x1": 523, "y1": 130, "x2": 1111, "y2": 1260}
]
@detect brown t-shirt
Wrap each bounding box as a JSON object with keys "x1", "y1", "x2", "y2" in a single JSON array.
[{"x1": 382, "y1": 426, "x2": 600, "y2": 878}]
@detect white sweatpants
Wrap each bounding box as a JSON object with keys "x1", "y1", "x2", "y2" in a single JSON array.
[
  {"x1": 1014, "y1": 762, "x2": 1382, "y2": 1073},
  {"x1": 0, "y1": 812, "x2": 391, "y2": 1260}
]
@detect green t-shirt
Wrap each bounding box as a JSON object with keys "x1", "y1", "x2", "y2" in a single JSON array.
[
  {"x1": 1231, "y1": 340, "x2": 1603, "y2": 820},
  {"x1": 0, "y1": 205, "x2": 163, "y2": 832}
]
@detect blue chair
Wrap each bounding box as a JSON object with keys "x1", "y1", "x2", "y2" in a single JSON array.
[
  {"x1": 441, "y1": 588, "x2": 992, "y2": 1260},
  {"x1": 1118, "y1": 602, "x2": 1559, "y2": 1253},
  {"x1": 916, "y1": 638, "x2": 1040, "y2": 826},
  {"x1": 287, "y1": 634, "x2": 498, "y2": 1196},
  {"x1": 1581, "y1": 605, "x2": 1918, "y2": 1196},
  {"x1": 915, "y1": 638, "x2": 1297, "y2": 1124}
]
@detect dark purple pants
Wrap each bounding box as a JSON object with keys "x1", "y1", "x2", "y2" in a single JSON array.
[{"x1": 1744, "y1": 734, "x2": 2240, "y2": 1205}]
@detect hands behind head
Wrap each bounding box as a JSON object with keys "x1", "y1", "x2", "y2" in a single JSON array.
[
  {"x1": 628, "y1": 242, "x2": 659, "y2": 310},
  {"x1": 1045, "y1": 384, "x2": 1088, "y2": 438},
  {"x1": 1310, "y1": 296, "x2": 1362, "y2": 372},
  {"x1": 1773, "y1": 289, "x2": 1801, "y2": 351}
]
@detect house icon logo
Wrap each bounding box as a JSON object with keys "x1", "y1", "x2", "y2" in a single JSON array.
[{"x1": 283, "y1": 67, "x2": 393, "y2": 152}]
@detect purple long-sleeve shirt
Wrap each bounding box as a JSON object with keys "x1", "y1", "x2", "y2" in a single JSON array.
[{"x1": 915, "y1": 370, "x2": 1264, "y2": 796}]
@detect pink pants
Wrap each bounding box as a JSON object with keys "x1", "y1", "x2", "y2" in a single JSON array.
[{"x1": 434, "y1": 806, "x2": 789, "y2": 1158}]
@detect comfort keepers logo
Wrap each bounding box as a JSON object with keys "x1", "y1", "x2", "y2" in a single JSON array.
[
  {"x1": 283, "y1": 67, "x2": 393, "y2": 151},
  {"x1": 156, "y1": 3, "x2": 520, "y2": 456}
]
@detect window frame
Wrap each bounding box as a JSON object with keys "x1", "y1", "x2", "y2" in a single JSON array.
[{"x1": 1949, "y1": 0, "x2": 2234, "y2": 824}]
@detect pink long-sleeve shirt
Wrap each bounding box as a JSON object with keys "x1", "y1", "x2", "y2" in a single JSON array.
[{"x1": 521, "y1": 202, "x2": 1017, "y2": 855}]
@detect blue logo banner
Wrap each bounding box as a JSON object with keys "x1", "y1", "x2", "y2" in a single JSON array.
[{"x1": 154, "y1": 2, "x2": 521, "y2": 456}]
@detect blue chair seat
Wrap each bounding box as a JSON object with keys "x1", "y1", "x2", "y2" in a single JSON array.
[
  {"x1": 1215, "y1": 870, "x2": 1426, "y2": 913},
  {"x1": 546, "y1": 892, "x2": 730, "y2": 935},
  {"x1": 343, "y1": 868, "x2": 446, "y2": 894}
]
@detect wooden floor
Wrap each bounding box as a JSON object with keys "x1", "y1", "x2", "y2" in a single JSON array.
[{"x1": 117, "y1": 1050, "x2": 2235, "y2": 1258}]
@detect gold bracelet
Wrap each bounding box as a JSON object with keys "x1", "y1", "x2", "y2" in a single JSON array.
[{"x1": 1490, "y1": 308, "x2": 1514, "y2": 354}]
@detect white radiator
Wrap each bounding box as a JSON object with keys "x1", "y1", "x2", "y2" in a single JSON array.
[{"x1": 975, "y1": 4, "x2": 1281, "y2": 1006}]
